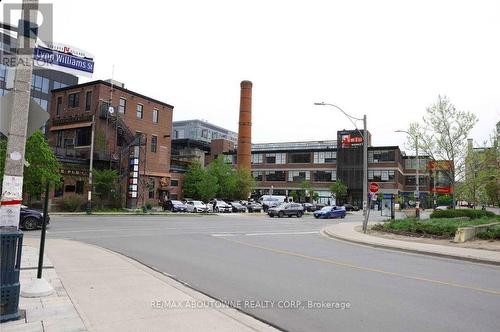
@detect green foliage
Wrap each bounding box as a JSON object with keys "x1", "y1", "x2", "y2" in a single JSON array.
[
  {"x1": 182, "y1": 162, "x2": 205, "y2": 199},
  {"x1": 430, "y1": 209, "x2": 495, "y2": 219},
  {"x1": 437, "y1": 194, "x2": 452, "y2": 206},
  {"x1": 182, "y1": 156, "x2": 253, "y2": 201},
  {"x1": 476, "y1": 226, "x2": 500, "y2": 240},
  {"x1": 92, "y1": 168, "x2": 119, "y2": 209},
  {"x1": 0, "y1": 131, "x2": 61, "y2": 198},
  {"x1": 330, "y1": 180, "x2": 347, "y2": 199},
  {"x1": 300, "y1": 180, "x2": 317, "y2": 203},
  {"x1": 61, "y1": 195, "x2": 86, "y2": 212},
  {"x1": 372, "y1": 217, "x2": 498, "y2": 238}
]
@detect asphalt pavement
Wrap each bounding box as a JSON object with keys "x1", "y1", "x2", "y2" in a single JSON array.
[{"x1": 24, "y1": 212, "x2": 500, "y2": 332}]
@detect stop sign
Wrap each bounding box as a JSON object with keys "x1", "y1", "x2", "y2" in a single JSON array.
[{"x1": 369, "y1": 182, "x2": 379, "y2": 193}]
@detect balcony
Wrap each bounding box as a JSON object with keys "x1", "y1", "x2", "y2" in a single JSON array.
[{"x1": 51, "y1": 146, "x2": 113, "y2": 162}]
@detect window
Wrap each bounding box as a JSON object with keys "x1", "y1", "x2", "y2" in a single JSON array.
[
  {"x1": 288, "y1": 152, "x2": 311, "y2": 163},
  {"x1": 119, "y1": 98, "x2": 126, "y2": 114},
  {"x1": 56, "y1": 131, "x2": 63, "y2": 147},
  {"x1": 76, "y1": 127, "x2": 92, "y2": 146},
  {"x1": 368, "y1": 150, "x2": 395, "y2": 163},
  {"x1": 85, "y1": 91, "x2": 92, "y2": 112},
  {"x1": 314, "y1": 170, "x2": 336, "y2": 182},
  {"x1": 31, "y1": 74, "x2": 49, "y2": 94},
  {"x1": 252, "y1": 171, "x2": 263, "y2": 181},
  {"x1": 288, "y1": 171, "x2": 310, "y2": 182},
  {"x1": 171, "y1": 180, "x2": 179, "y2": 187},
  {"x1": 251, "y1": 154, "x2": 263, "y2": 164},
  {"x1": 153, "y1": 109, "x2": 159, "y2": 123},
  {"x1": 68, "y1": 92, "x2": 80, "y2": 108},
  {"x1": 265, "y1": 153, "x2": 286, "y2": 164},
  {"x1": 151, "y1": 135, "x2": 157, "y2": 153},
  {"x1": 368, "y1": 170, "x2": 395, "y2": 182},
  {"x1": 136, "y1": 104, "x2": 143, "y2": 119},
  {"x1": 201, "y1": 128, "x2": 208, "y2": 138},
  {"x1": 405, "y1": 175, "x2": 427, "y2": 186},
  {"x1": 76, "y1": 181, "x2": 84, "y2": 194},
  {"x1": 405, "y1": 158, "x2": 427, "y2": 170},
  {"x1": 56, "y1": 96, "x2": 62, "y2": 115},
  {"x1": 53, "y1": 81, "x2": 67, "y2": 90},
  {"x1": 265, "y1": 171, "x2": 286, "y2": 181},
  {"x1": 313, "y1": 151, "x2": 336, "y2": 163},
  {"x1": 64, "y1": 185, "x2": 76, "y2": 192}
]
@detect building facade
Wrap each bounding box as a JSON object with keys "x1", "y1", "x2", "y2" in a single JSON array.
[
  {"x1": 172, "y1": 119, "x2": 238, "y2": 144},
  {"x1": 47, "y1": 80, "x2": 174, "y2": 208}
]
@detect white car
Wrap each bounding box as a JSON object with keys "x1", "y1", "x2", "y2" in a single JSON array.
[{"x1": 186, "y1": 200, "x2": 209, "y2": 213}]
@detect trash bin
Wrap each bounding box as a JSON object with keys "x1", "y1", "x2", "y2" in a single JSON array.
[{"x1": 0, "y1": 229, "x2": 23, "y2": 323}]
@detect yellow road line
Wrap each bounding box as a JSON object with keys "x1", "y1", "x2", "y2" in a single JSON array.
[{"x1": 220, "y1": 237, "x2": 500, "y2": 296}]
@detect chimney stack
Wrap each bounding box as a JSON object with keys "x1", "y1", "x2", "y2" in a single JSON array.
[{"x1": 237, "y1": 80, "x2": 252, "y2": 170}]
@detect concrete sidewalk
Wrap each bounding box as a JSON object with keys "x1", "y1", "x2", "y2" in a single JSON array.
[
  {"x1": 322, "y1": 222, "x2": 500, "y2": 265},
  {"x1": 3, "y1": 238, "x2": 277, "y2": 332}
]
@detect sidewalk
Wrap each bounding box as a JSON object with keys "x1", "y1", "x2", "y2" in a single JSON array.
[
  {"x1": 2, "y1": 238, "x2": 277, "y2": 332},
  {"x1": 322, "y1": 222, "x2": 500, "y2": 265},
  {"x1": 2, "y1": 244, "x2": 87, "y2": 332}
]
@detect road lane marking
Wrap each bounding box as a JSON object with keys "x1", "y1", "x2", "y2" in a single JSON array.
[
  {"x1": 219, "y1": 237, "x2": 500, "y2": 296},
  {"x1": 211, "y1": 231, "x2": 319, "y2": 237}
]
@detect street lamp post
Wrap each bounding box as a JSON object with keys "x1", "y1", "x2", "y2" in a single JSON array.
[
  {"x1": 314, "y1": 102, "x2": 369, "y2": 232},
  {"x1": 395, "y1": 130, "x2": 420, "y2": 218}
]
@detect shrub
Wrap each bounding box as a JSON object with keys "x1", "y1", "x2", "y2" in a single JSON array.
[
  {"x1": 476, "y1": 226, "x2": 500, "y2": 240},
  {"x1": 430, "y1": 209, "x2": 495, "y2": 220},
  {"x1": 61, "y1": 196, "x2": 86, "y2": 212}
]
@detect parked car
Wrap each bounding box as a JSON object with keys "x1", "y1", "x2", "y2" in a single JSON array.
[
  {"x1": 246, "y1": 202, "x2": 263, "y2": 213},
  {"x1": 213, "y1": 201, "x2": 232, "y2": 213},
  {"x1": 19, "y1": 205, "x2": 49, "y2": 231},
  {"x1": 434, "y1": 205, "x2": 450, "y2": 211},
  {"x1": 313, "y1": 206, "x2": 346, "y2": 219},
  {"x1": 302, "y1": 203, "x2": 315, "y2": 212},
  {"x1": 229, "y1": 202, "x2": 247, "y2": 213},
  {"x1": 260, "y1": 195, "x2": 287, "y2": 212},
  {"x1": 185, "y1": 200, "x2": 209, "y2": 213},
  {"x1": 343, "y1": 203, "x2": 360, "y2": 211},
  {"x1": 163, "y1": 200, "x2": 187, "y2": 212},
  {"x1": 268, "y1": 203, "x2": 304, "y2": 218}
]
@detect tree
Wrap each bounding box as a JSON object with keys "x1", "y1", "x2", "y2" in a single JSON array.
[
  {"x1": 0, "y1": 131, "x2": 61, "y2": 201},
  {"x1": 329, "y1": 180, "x2": 347, "y2": 201},
  {"x1": 407, "y1": 96, "x2": 478, "y2": 208},
  {"x1": 196, "y1": 171, "x2": 218, "y2": 202},
  {"x1": 233, "y1": 168, "x2": 255, "y2": 200},
  {"x1": 92, "y1": 168, "x2": 120, "y2": 209},
  {"x1": 300, "y1": 180, "x2": 316, "y2": 203},
  {"x1": 207, "y1": 156, "x2": 238, "y2": 199},
  {"x1": 183, "y1": 161, "x2": 205, "y2": 199}
]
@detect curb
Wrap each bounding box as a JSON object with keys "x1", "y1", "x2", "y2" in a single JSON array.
[{"x1": 321, "y1": 226, "x2": 500, "y2": 266}]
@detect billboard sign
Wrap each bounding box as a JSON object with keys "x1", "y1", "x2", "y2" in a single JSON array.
[
  {"x1": 33, "y1": 42, "x2": 94, "y2": 77},
  {"x1": 338, "y1": 130, "x2": 363, "y2": 148}
]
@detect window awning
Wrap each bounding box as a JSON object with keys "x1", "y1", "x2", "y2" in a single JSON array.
[{"x1": 50, "y1": 122, "x2": 93, "y2": 131}]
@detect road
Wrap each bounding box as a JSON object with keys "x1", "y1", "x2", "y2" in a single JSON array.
[{"x1": 27, "y1": 212, "x2": 500, "y2": 332}]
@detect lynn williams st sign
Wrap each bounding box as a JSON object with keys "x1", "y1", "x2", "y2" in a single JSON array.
[{"x1": 33, "y1": 42, "x2": 94, "y2": 77}]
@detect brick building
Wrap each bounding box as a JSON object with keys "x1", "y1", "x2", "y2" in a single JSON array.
[{"x1": 48, "y1": 80, "x2": 174, "y2": 208}]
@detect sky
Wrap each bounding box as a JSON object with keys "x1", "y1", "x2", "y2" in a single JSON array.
[{"x1": 2, "y1": 0, "x2": 499, "y2": 153}]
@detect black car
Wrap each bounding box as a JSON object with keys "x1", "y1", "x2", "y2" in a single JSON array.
[
  {"x1": 343, "y1": 204, "x2": 360, "y2": 211},
  {"x1": 268, "y1": 203, "x2": 304, "y2": 218},
  {"x1": 163, "y1": 200, "x2": 187, "y2": 212},
  {"x1": 229, "y1": 202, "x2": 247, "y2": 213},
  {"x1": 246, "y1": 202, "x2": 263, "y2": 213},
  {"x1": 19, "y1": 206, "x2": 49, "y2": 231}
]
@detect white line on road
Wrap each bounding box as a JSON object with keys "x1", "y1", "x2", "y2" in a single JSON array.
[{"x1": 212, "y1": 231, "x2": 319, "y2": 237}]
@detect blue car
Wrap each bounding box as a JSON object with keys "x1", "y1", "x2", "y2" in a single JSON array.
[{"x1": 313, "y1": 206, "x2": 346, "y2": 219}]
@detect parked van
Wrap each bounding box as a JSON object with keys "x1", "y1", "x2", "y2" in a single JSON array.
[{"x1": 260, "y1": 195, "x2": 288, "y2": 212}]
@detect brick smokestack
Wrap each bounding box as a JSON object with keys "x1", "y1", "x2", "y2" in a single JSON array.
[{"x1": 237, "y1": 80, "x2": 253, "y2": 170}]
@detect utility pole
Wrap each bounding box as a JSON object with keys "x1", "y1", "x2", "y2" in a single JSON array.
[
  {"x1": 0, "y1": 0, "x2": 38, "y2": 228},
  {"x1": 415, "y1": 135, "x2": 420, "y2": 218},
  {"x1": 86, "y1": 115, "x2": 95, "y2": 214},
  {"x1": 362, "y1": 115, "x2": 368, "y2": 232}
]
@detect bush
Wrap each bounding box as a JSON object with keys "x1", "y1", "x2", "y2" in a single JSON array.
[
  {"x1": 430, "y1": 209, "x2": 495, "y2": 220},
  {"x1": 372, "y1": 217, "x2": 498, "y2": 239},
  {"x1": 61, "y1": 196, "x2": 86, "y2": 212},
  {"x1": 476, "y1": 226, "x2": 500, "y2": 240}
]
